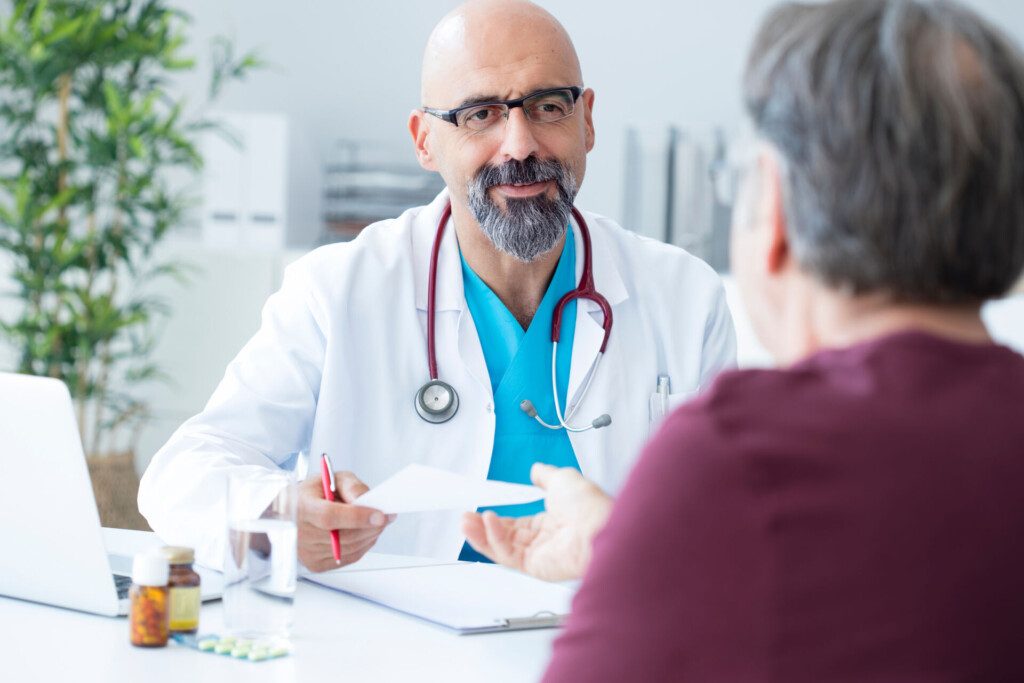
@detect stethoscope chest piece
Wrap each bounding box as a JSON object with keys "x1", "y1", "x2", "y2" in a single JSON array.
[
  {"x1": 415, "y1": 379, "x2": 459, "y2": 423},
  {"x1": 416, "y1": 201, "x2": 610, "y2": 430}
]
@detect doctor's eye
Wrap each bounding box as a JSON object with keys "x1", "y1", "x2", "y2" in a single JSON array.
[
  {"x1": 459, "y1": 105, "x2": 505, "y2": 130},
  {"x1": 525, "y1": 92, "x2": 575, "y2": 122}
]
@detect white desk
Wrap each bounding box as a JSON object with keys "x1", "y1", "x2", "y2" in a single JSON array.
[{"x1": 0, "y1": 530, "x2": 557, "y2": 683}]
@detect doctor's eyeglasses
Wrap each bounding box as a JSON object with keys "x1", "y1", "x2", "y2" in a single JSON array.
[{"x1": 423, "y1": 86, "x2": 583, "y2": 133}]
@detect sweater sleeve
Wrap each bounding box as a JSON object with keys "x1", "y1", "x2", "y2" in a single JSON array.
[{"x1": 542, "y1": 394, "x2": 768, "y2": 682}]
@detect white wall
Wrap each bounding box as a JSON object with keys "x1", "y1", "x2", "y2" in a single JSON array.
[
  {"x1": 169, "y1": 0, "x2": 1024, "y2": 245},
  {"x1": 133, "y1": 0, "x2": 1024, "y2": 470},
  {"x1": 5, "y1": 1, "x2": 1023, "y2": 472}
]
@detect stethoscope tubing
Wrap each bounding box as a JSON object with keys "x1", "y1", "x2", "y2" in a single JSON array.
[{"x1": 419, "y1": 201, "x2": 612, "y2": 430}]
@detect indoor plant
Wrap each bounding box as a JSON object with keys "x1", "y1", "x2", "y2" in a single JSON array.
[{"x1": 0, "y1": 0, "x2": 260, "y2": 528}]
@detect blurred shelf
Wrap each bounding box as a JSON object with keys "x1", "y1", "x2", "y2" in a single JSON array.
[{"x1": 321, "y1": 141, "x2": 445, "y2": 244}]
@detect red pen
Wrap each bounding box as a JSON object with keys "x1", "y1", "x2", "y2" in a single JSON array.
[{"x1": 320, "y1": 452, "x2": 342, "y2": 565}]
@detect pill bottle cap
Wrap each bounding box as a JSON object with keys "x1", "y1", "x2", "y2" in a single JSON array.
[
  {"x1": 160, "y1": 546, "x2": 195, "y2": 565},
  {"x1": 132, "y1": 552, "x2": 169, "y2": 586}
]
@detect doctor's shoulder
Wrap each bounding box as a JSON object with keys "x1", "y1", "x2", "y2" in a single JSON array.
[
  {"x1": 584, "y1": 209, "x2": 726, "y2": 307},
  {"x1": 278, "y1": 209, "x2": 422, "y2": 298}
]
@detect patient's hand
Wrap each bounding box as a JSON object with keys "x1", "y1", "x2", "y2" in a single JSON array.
[{"x1": 462, "y1": 464, "x2": 613, "y2": 582}]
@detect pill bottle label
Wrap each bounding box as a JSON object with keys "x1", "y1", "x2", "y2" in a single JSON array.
[{"x1": 168, "y1": 586, "x2": 201, "y2": 632}]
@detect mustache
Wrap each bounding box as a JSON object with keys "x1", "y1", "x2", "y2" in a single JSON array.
[
  {"x1": 466, "y1": 156, "x2": 578, "y2": 263},
  {"x1": 474, "y1": 156, "x2": 566, "y2": 189}
]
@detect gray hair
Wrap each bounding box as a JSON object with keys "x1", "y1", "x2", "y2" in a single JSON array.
[
  {"x1": 744, "y1": 0, "x2": 1024, "y2": 303},
  {"x1": 467, "y1": 156, "x2": 578, "y2": 263}
]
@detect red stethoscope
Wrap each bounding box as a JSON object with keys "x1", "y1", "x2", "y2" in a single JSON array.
[{"x1": 414, "y1": 202, "x2": 613, "y2": 431}]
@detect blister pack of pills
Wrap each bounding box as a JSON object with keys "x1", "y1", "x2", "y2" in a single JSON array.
[{"x1": 171, "y1": 633, "x2": 292, "y2": 662}]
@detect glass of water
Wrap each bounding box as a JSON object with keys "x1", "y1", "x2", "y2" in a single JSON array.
[{"x1": 223, "y1": 468, "x2": 298, "y2": 641}]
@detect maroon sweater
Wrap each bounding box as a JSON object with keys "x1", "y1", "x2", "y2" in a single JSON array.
[{"x1": 544, "y1": 332, "x2": 1024, "y2": 682}]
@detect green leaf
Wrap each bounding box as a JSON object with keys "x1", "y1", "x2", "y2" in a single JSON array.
[
  {"x1": 162, "y1": 57, "x2": 195, "y2": 71},
  {"x1": 29, "y1": 0, "x2": 49, "y2": 38},
  {"x1": 39, "y1": 186, "x2": 76, "y2": 217},
  {"x1": 128, "y1": 135, "x2": 145, "y2": 159},
  {"x1": 13, "y1": 175, "x2": 32, "y2": 223},
  {"x1": 10, "y1": 1, "x2": 31, "y2": 25},
  {"x1": 41, "y1": 16, "x2": 84, "y2": 47},
  {"x1": 28, "y1": 42, "x2": 46, "y2": 62},
  {"x1": 208, "y1": 37, "x2": 264, "y2": 101},
  {"x1": 102, "y1": 81, "x2": 125, "y2": 124}
]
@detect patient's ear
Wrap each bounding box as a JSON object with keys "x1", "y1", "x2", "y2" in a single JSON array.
[
  {"x1": 408, "y1": 110, "x2": 438, "y2": 172},
  {"x1": 760, "y1": 150, "x2": 791, "y2": 276}
]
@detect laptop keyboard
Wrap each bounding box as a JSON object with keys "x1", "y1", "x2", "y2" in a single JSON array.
[{"x1": 113, "y1": 574, "x2": 132, "y2": 600}]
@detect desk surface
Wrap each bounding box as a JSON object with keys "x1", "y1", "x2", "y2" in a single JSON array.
[{"x1": 1, "y1": 530, "x2": 557, "y2": 683}]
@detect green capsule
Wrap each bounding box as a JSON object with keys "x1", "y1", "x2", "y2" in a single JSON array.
[
  {"x1": 269, "y1": 646, "x2": 290, "y2": 658},
  {"x1": 213, "y1": 642, "x2": 233, "y2": 655},
  {"x1": 248, "y1": 649, "x2": 269, "y2": 662},
  {"x1": 197, "y1": 639, "x2": 218, "y2": 652},
  {"x1": 231, "y1": 647, "x2": 252, "y2": 658}
]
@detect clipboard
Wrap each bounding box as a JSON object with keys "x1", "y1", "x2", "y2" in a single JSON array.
[{"x1": 304, "y1": 557, "x2": 574, "y2": 634}]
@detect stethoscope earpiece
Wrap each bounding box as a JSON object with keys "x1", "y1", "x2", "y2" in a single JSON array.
[
  {"x1": 415, "y1": 379, "x2": 459, "y2": 424},
  {"x1": 519, "y1": 399, "x2": 539, "y2": 418},
  {"x1": 521, "y1": 396, "x2": 612, "y2": 432}
]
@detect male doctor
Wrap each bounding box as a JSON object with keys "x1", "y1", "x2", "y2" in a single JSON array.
[{"x1": 138, "y1": 0, "x2": 735, "y2": 571}]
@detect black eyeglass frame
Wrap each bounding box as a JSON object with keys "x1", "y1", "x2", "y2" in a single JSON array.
[{"x1": 422, "y1": 86, "x2": 584, "y2": 127}]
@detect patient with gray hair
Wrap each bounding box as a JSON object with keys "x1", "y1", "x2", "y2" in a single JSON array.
[{"x1": 462, "y1": 0, "x2": 1024, "y2": 680}]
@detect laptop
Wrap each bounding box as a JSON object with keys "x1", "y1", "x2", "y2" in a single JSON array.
[{"x1": 0, "y1": 371, "x2": 222, "y2": 616}]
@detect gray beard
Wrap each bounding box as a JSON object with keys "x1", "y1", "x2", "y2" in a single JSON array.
[{"x1": 467, "y1": 157, "x2": 578, "y2": 263}]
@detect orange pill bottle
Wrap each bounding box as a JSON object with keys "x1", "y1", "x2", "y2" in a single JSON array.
[{"x1": 129, "y1": 552, "x2": 170, "y2": 648}]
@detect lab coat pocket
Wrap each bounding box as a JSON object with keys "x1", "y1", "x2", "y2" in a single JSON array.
[{"x1": 648, "y1": 388, "x2": 700, "y2": 436}]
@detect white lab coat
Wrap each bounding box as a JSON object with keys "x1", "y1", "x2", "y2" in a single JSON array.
[{"x1": 139, "y1": 189, "x2": 736, "y2": 569}]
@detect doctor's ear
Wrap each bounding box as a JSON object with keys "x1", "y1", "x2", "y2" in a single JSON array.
[
  {"x1": 581, "y1": 88, "x2": 596, "y2": 152},
  {"x1": 409, "y1": 110, "x2": 439, "y2": 172}
]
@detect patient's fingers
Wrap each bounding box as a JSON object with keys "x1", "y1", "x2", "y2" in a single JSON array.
[
  {"x1": 462, "y1": 512, "x2": 496, "y2": 559},
  {"x1": 481, "y1": 512, "x2": 524, "y2": 570}
]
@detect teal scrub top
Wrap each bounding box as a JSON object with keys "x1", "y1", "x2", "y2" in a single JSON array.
[{"x1": 458, "y1": 229, "x2": 582, "y2": 562}]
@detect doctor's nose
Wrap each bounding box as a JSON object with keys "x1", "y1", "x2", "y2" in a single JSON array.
[{"x1": 498, "y1": 107, "x2": 541, "y2": 161}]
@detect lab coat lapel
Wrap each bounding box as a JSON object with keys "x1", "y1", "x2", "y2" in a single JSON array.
[
  {"x1": 457, "y1": 308, "x2": 491, "y2": 397},
  {"x1": 566, "y1": 212, "x2": 629, "y2": 412},
  {"x1": 566, "y1": 306, "x2": 605, "y2": 415},
  {"x1": 413, "y1": 189, "x2": 462, "y2": 314},
  {"x1": 411, "y1": 189, "x2": 491, "y2": 397}
]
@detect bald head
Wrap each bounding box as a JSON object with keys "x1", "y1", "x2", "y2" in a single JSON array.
[
  {"x1": 409, "y1": 0, "x2": 595, "y2": 252},
  {"x1": 421, "y1": 0, "x2": 582, "y2": 105}
]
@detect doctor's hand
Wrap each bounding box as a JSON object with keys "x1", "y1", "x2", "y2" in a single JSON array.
[
  {"x1": 462, "y1": 464, "x2": 614, "y2": 582},
  {"x1": 296, "y1": 471, "x2": 394, "y2": 572}
]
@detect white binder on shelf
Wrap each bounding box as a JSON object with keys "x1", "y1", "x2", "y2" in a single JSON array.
[
  {"x1": 622, "y1": 124, "x2": 671, "y2": 242},
  {"x1": 304, "y1": 553, "x2": 575, "y2": 634},
  {"x1": 670, "y1": 134, "x2": 713, "y2": 257},
  {"x1": 202, "y1": 111, "x2": 289, "y2": 250}
]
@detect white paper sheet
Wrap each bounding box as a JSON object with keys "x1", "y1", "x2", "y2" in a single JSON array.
[
  {"x1": 332, "y1": 552, "x2": 457, "y2": 572},
  {"x1": 299, "y1": 552, "x2": 454, "y2": 578},
  {"x1": 353, "y1": 463, "x2": 544, "y2": 514},
  {"x1": 305, "y1": 561, "x2": 574, "y2": 633}
]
